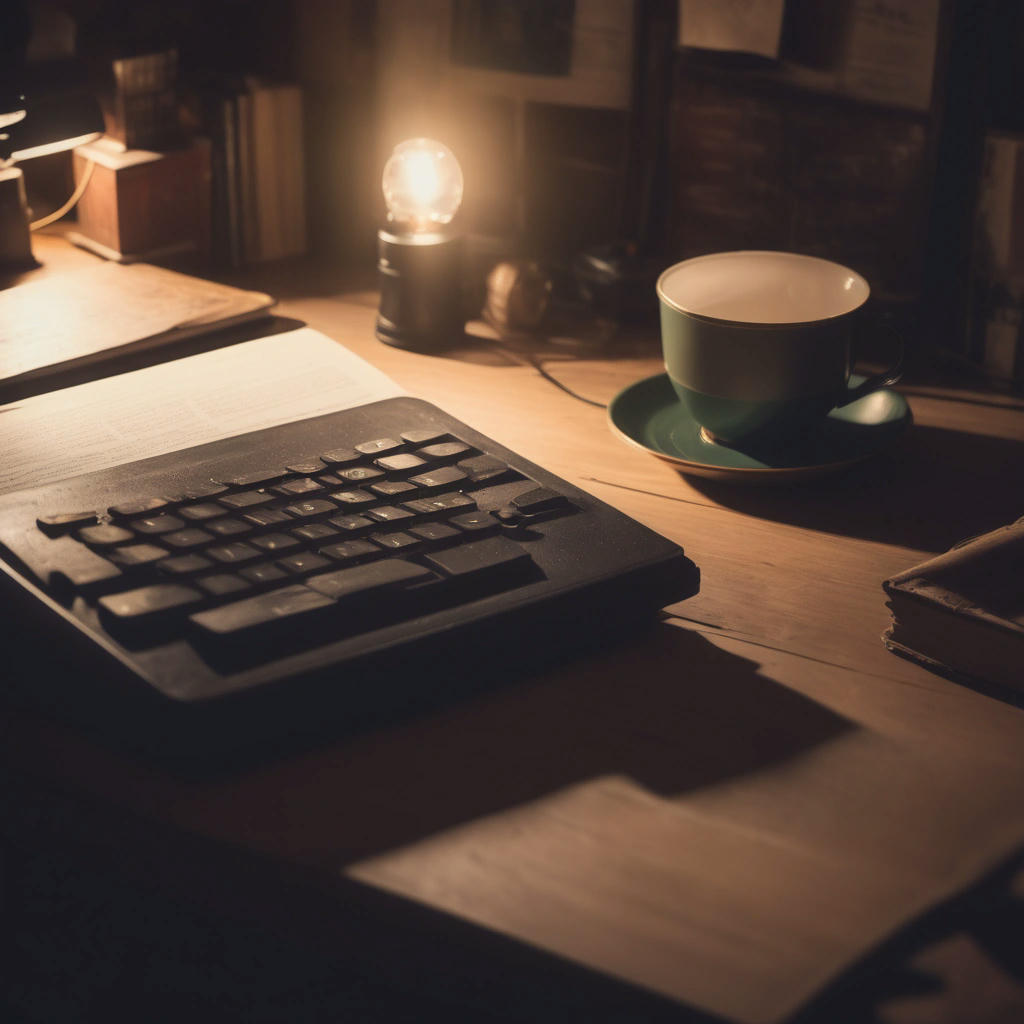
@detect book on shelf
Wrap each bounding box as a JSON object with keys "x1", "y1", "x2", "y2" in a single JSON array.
[
  {"x1": 969, "y1": 131, "x2": 1024, "y2": 384},
  {"x1": 194, "y1": 76, "x2": 307, "y2": 267},
  {"x1": 883, "y1": 518, "x2": 1024, "y2": 693}
]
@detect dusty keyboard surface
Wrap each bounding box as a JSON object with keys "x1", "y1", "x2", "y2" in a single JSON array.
[{"x1": 0, "y1": 397, "x2": 698, "y2": 758}]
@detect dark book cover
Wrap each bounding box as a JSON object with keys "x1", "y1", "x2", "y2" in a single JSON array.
[{"x1": 883, "y1": 518, "x2": 1024, "y2": 691}]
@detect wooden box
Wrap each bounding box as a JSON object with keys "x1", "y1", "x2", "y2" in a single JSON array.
[{"x1": 71, "y1": 136, "x2": 211, "y2": 263}]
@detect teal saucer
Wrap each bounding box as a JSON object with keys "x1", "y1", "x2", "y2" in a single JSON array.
[{"x1": 608, "y1": 373, "x2": 911, "y2": 482}]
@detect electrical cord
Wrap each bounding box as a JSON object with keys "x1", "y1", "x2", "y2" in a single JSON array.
[
  {"x1": 486, "y1": 336, "x2": 608, "y2": 409},
  {"x1": 29, "y1": 158, "x2": 95, "y2": 230}
]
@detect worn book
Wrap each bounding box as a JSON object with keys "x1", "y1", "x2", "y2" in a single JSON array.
[
  {"x1": 883, "y1": 518, "x2": 1024, "y2": 691},
  {"x1": 0, "y1": 260, "x2": 274, "y2": 401}
]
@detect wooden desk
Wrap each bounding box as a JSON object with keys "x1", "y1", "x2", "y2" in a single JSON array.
[{"x1": 3, "y1": 237, "x2": 1024, "y2": 1023}]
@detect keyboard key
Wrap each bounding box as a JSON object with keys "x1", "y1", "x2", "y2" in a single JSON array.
[
  {"x1": 109, "y1": 497, "x2": 169, "y2": 518},
  {"x1": 366, "y1": 505, "x2": 414, "y2": 524},
  {"x1": 458, "y1": 454, "x2": 511, "y2": 483},
  {"x1": 320, "y1": 447, "x2": 360, "y2": 465},
  {"x1": 317, "y1": 473, "x2": 344, "y2": 486},
  {"x1": 419, "y1": 441, "x2": 471, "y2": 460},
  {"x1": 374, "y1": 453, "x2": 426, "y2": 473},
  {"x1": 338, "y1": 466, "x2": 384, "y2": 484},
  {"x1": 400, "y1": 427, "x2": 449, "y2": 445},
  {"x1": 286, "y1": 459, "x2": 325, "y2": 475},
  {"x1": 370, "y1": 480, "x2": 417, "y2": 498},
  {"x1": 320, "y1": 539, "x2": 379, "y2": 563},
  {"x1": 47, "y1": 538, "x2": 123, "y2": 592},
  {"x1": 510, "y1": 487, "x2": 572, "y2": 516},
  {"x1": 182, "y1": 482, "x2": 229, "y2": 500},
  {"x1": 355, "y1": 437, "x2": 402, "y2": 455},
  {"x1": 306, "y1": 559, "x2": 435, "y2": 601},
  {"x1": 206, "y1": 517, "x2": 253, "y2": 538},
  {"x1": 292, "y1": 522, "x2": 339, "y2": 542},
  {"x1": 241, "y1": 508, "x2": 292, "y2": 528},
  {"x1": 196, "y1": 573, "x2": 252, "y2": 598},
  {"x1": 99, "y1": 583, "x2": 203, "y2": 622},
  {"x1": 273, "y1": 477, "x2": 323, "y2": 497},
  {"x1": 448, "y1": 510, "x2": 498, "y2": 534},
  {"x1": 133, "y1": 514, "x2": 186, "y2": 535},
  {"x1": 327, "y1": 514, "x2": 372, "y2": 534},
  {"x1": 158, "y1": 553, "x2": 214, "y2": 576},
  {"x1": 370, "y1": 531, "x2": 419, "y2": 551},
  {"x1": 423, "y1": 535, "x2": 533, "y2": 581},
  {"x1": 190, "y1": 584, "x2": 333, "y2": 636},
  {"x1": 207, "y1": 542, "x2": 261, "y2": 565},
  {"x1": 251, "y1": 532, "x2": 301, "y2": 553},
  {"x1": 109, "y1": 543, "x2": 169, "y2": 568},
  {"x1": 276, "y1": 552, "x2": 332, "y2": 576},
  {"x1": 240, "y1": 562, "x2": 289, "y2": 587},
  {"x1": 163, "y1": 528, "x2": 216, "y2": 549},
  {"x1": 37, "y1": 510, "x2": 99, "y2": 535},
  {"x1": 403, "y1": 492, "x2": 475, "y2": 516},
  {"x1": 77, "y1": 524, "x2": 135, "y2": 547},
  {"x1": 219, "y1": 490, "x2": 273, "y2": 510},
  {"x1": 282, "y1": 499, "x2": 337, "y2": 519},
  {"x1": 178, "y1": 503, "x2": 226, "y2": 522},
  {"x1": 408, "y1": 465, "x2": 467, "y2": 490},
  {"x1": 409, "y1": 522, "x2": 460, "y2": 543},
  {"x1": 330, "y1": 489, "x2": 375, "y2": 507}
]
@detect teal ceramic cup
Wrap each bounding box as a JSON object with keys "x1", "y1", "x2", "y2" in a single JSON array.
[{"x1": 657, "y1": 251, "x2": 902, "y2": 448}]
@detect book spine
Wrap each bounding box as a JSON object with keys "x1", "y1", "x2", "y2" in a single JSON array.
[
  {"x1": 223, "y1": 94, "x2": 242, "y2": 267},
  {"x1": 237, "y1": 89, "x2": 259, "y2": 265},
  {"x1": 281, "y1": 85, "x2": 307, "y2": 259},
  {"x1": 252, "y1": 85, "x2": 281, "y2": 262}
]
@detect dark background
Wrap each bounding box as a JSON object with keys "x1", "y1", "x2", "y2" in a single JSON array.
[{"x1": 12, "y1": 0, "x2": 1024, "y2": 375}]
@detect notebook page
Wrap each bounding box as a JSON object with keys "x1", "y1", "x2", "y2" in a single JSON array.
[{"x1": 0, "y1": 327, "x2": 404, "y2": 497}]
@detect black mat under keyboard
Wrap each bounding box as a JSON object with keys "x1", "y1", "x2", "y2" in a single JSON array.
[{"x1": 0, "y1": 397, "x2": 698, "y2": 761}]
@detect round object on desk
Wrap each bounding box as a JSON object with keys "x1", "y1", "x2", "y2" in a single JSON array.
[
  {"x1": 573, "y1": 242, "x2": 662, "y2": 323},
  {"x1": 484, "y1": 260, "x2": 552, "y2": 331},
  {"x1": 608, "y1": 372, "x2": 911, "y2": 482}
]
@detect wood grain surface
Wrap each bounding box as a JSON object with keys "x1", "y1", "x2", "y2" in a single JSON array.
[{"x1": 3, "y1": 235, "x2": 1024, "y2": 1024}]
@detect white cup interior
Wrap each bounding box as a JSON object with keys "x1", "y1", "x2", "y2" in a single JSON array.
[{"x1": 658, "y1": 251, "x2": 870, "y2": 325}]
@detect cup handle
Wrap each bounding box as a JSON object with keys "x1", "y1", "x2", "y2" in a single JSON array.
[{"x1": 839, "y1": 322, "x2": 904, "y2": 406}]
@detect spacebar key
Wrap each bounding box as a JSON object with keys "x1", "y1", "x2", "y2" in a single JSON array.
[
  {"x1": 423, "y1": 535, "x2": 534, "y2": 580},
  {"x1": 306, "y1": 558, "x2": 435, "y2": 601},
  {"x1": 189, "y1": 584, "x2": 333, "y2": 637}
]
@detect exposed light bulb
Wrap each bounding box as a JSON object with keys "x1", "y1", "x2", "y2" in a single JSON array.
[{"x1": 381, "y1": 137, "x2": 463, "y2": 231}]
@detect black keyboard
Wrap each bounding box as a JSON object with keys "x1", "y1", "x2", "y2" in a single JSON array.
[{"x1": 0, "y1": 397, "x2": 698, "y2": 762}]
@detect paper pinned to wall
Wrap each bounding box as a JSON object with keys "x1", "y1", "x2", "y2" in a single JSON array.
[
  {"x1": 840, "y1": 0, "x2": 941, "y2": 112},
  {"x1": 678, "y1": 0, "x2": 785, "y2": 60}
]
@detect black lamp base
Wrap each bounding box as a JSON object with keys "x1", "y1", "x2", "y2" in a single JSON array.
[
  {"x1": 0, "y1": 167, "x2": 37, "y2": 270},
  {"x1": 376, "y1": 227, "x2": 464, "y2": 349}
]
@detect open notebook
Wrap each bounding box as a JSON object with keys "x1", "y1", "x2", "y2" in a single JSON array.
[{"x1": 0, "y1": 260, "x2": 274, "y2": 401}]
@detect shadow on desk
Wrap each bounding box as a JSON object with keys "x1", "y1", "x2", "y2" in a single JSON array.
[
  {"x1": 2, "y1": 622, "x2": 851, "y2": 1023},
  {"x1": 4, "y1": 620, "x2": 851, "y2": 862},
  {"x1": 7, "y1": 624, "x2": 1024, "y2": 1024},
  {"x1": 299, "y1": 620, "x2": 851, "y2": 863},
  {"x1": 796, "y1": 853, "x2": 1024, "y2": 1024},
  {"x1": 388, "y1": 315, "x2": 661, "y2": 369},
  {"x1": 689, "y1": 424, "x2": 1024, "y2": 553}
]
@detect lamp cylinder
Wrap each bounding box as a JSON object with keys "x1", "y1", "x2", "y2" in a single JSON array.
[
  {"x1": 0, "y1": 167, "x2": 35, "y2": 268},
  {"x1": 376, "y1": 227, "x2": 464, "y2": 349}
]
